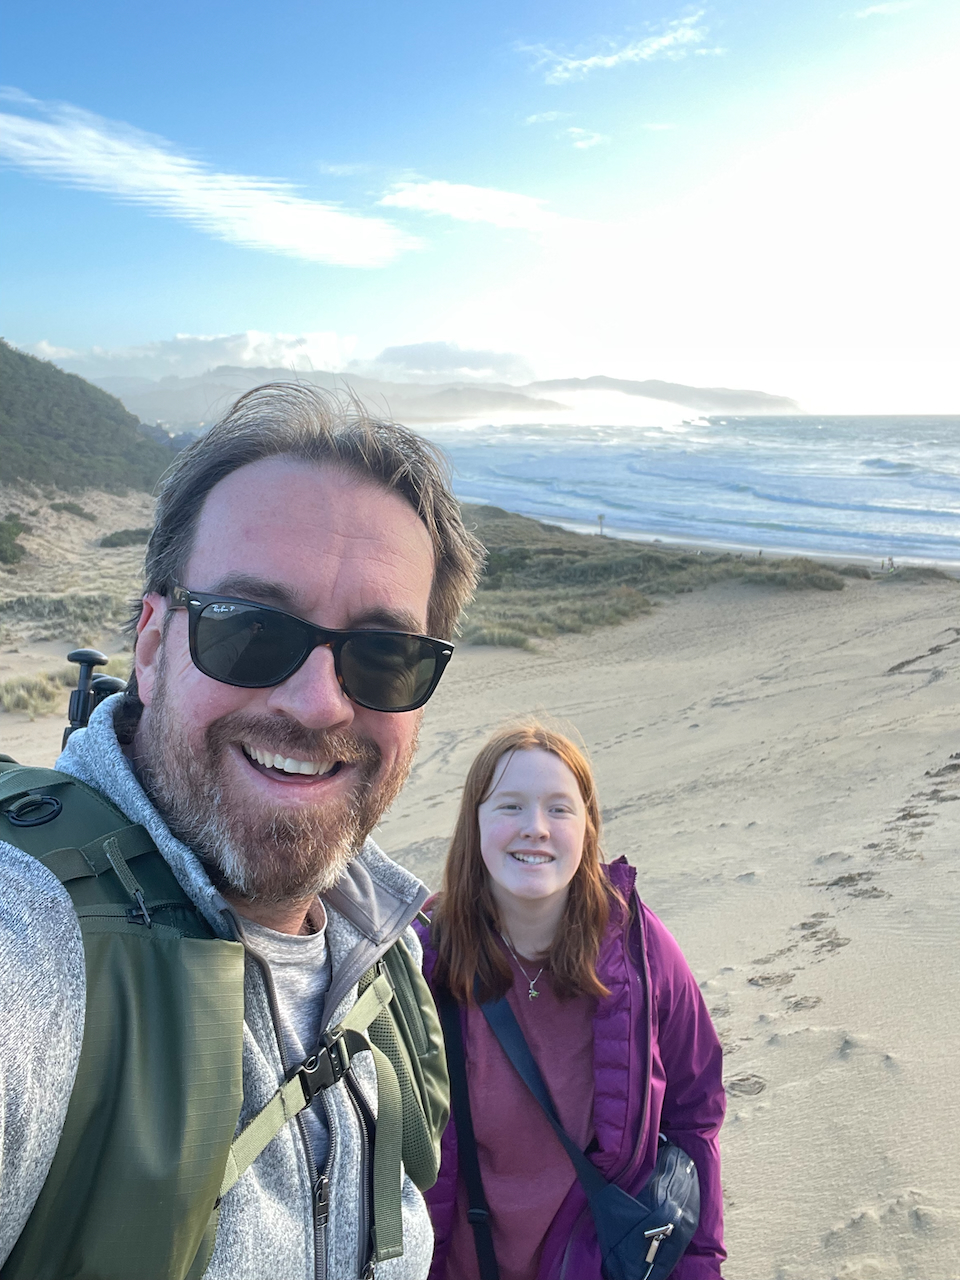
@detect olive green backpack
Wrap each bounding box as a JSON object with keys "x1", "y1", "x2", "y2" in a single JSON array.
[{"x1": 0, "y1": 758, "x2": 449, "y2": 1280}]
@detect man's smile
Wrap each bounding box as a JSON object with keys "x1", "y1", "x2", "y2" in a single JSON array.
[{"x1": 241, "y1": 742, "x2": 345, "y2": 781}]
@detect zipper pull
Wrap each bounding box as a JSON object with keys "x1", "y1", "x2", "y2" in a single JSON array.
[
  {"x1": 314, "y1": 1174, "x2": 330, "y2": 1227},
  {"x1": 643, "y1": 1221, "x2": 674, "y2": 1266}
]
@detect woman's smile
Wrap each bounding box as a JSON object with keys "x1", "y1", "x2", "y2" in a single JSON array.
[{"x1": 478, "y1": 748, "x2": 587, "y2": 906}]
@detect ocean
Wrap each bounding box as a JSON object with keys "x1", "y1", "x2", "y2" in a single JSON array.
[{"x1": 421, "y1": 414, "x2": 960, "y2": 565}]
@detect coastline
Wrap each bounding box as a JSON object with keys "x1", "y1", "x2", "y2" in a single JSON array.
[{"x1": 535, "y1": 514, "x2": 960, "y2": 572}]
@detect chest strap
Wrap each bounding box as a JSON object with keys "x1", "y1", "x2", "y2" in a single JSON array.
[{"x1": 218, "y1": 968, "x2": 406, "y2": 1260}]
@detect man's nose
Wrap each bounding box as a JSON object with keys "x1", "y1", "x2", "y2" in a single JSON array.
[{"x1": 263, "y1": 643, "x2": 356, "y2": 730}]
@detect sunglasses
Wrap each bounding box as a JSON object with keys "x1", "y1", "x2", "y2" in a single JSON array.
[{"x1": 168, "y1": 585, "x2": 454, "y2": 712}]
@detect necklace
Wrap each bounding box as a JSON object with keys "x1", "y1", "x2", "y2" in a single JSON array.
[{"x1": 500, "y1": 932, "x2": 545, "y2": 1000}]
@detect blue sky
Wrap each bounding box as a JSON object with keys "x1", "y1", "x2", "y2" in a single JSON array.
[{"x1": 1, "y1": 1, "x2": 958, "y2": 409}]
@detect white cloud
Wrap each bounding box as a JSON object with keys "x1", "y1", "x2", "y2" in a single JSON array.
[
  {"x1": 29, "y1": 330, "x2": 356, "y2": 380},
  {"x1": 318, "y1": 162, "x2": 369, "y2": 176},
  {"x1": 523, "y1": 12, "x2": 710, "y2": 84},
  {"x1": 524, "y1": 111, "x2": 569, "y2": 124},
  {"x1": 379, "y1": 180, "x2": 559, "y2": 232},
  {"x1": 565, "y1": 128, "x2": 610, "y2": 149},
  {"x1": 362, "y1": 340, "x2": 532, "y2": 381},
  {"x1": 853, "y1": 2, "x2": 916, "y2": 15},
  {"x1": 0, "y1": 90, "x2": 414, "y2": 267}
]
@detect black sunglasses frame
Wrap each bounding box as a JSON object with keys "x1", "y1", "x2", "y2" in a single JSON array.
[{"x1": 168, "y1": 584, "x2": 454, "y2": 713}]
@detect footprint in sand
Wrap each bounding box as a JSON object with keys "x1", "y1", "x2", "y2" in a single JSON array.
[
  {"x1": 784, "y1": 994, "x2": 822, "y2": 1012},
  {"x1": 748, "y1": 972, "x2": 795, "y2": 989},
  {"x1": 724, "y1": 1073, "x2": 766, "y2": 1097}
]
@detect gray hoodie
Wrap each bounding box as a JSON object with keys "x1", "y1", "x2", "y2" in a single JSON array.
[{"x1": 0, "y1": 696, "x2": 434, "y2": 1280}]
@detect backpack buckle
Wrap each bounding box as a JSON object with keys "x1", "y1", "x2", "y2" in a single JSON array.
[{"x1": 297, "y1": 1032, "x2": 351, "y2": 1102}]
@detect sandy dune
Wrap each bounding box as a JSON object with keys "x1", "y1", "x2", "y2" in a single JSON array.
[
  {"x1": 4, "y1": 573, "x2": 959, "y2": 1277},
  {"x1": 377, "y1": 576, "x2": 960, "y2": 1280}
]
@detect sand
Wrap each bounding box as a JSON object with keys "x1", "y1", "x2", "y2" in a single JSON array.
[{"x1": 3, "y1": 566, "x2": 959, "y2": 1277}]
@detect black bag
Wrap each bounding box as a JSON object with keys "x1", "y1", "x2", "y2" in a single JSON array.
[{"x1": 436, "y1": 895, "x2": 700, "y2": 1280}]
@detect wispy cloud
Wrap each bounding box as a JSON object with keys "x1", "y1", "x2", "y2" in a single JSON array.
[
  {"x1": 853, "y1": 1, "x2": 916, "y2": 14},
  {"x1": 318, "y1": 162, "x2": 370, "y2": 176},
  {"x1": 565, "y1": 128, "x2": 610, "y2": 149},
  {"x1": 363, "y1": 340, "x2": 532, "y2": 381},
  {"x1": 524, "y1": 111, "x2": 570, "y2": 124},
  {"x1": 379, "y1": 180, "x2": 559, "y2": 232},
  {"x1": 26, "y1": 330, "x2": 356, "y2": 380},
  {"x1": 523, "y1": 12, "x2": 711, "y2": 84},
  {"x1": 0, "y1": 89, "x2": 414, "y2": 267}
]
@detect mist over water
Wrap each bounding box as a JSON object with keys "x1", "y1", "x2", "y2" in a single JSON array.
[{"x1": 424, "y1": 415, "x2": 960, "y2": 563}]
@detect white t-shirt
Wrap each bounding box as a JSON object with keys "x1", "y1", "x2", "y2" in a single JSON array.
[{"x1": 241, "y1": 903, "x2": 333, "y2": 1171}]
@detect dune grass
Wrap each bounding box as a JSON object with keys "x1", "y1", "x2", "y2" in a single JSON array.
[
  {"x1": 100, "y1": 527, "x2": 151, "y2": 548},
  {"x1": 0, "y1": 654, "x2": 130, "y2": 718},
  {"x1": 50, "y1": 501, "x2": 97, "y2": 522},
  {"x1": 0, "y1": 592, "x2": 132, "y2": 644},
  {"x1": 459, "y1": 505, "x2": 859, "y2": 647}
]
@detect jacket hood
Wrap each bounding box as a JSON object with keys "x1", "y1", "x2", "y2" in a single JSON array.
[{"x1": 57, "y1": 693, "x2": 428, "y2": 944}]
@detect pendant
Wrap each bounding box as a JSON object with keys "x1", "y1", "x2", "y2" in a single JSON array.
[{"x1": 528, "y1": 985, "x2": 539, "y2": 1000}]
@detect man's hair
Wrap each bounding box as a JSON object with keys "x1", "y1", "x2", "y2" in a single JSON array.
[
  {"x1": 142, "y1": 382, "x2": 482, "y2": 636},
  {"x1": 117, "y1": 383, "x2": 483, "y2": 737}
]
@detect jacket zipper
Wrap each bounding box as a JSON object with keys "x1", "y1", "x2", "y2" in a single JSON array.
[
  {"x1": 344, "y1": 1072, "x2": 375, "y2": 1277},
  {"x1": 225, "y1": 911, "x2": 328, "y2": 1280}
]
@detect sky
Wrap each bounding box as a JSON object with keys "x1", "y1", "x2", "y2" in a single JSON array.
[{"x1": 1, "y1": 0, "x2": 958, "y2": 411}]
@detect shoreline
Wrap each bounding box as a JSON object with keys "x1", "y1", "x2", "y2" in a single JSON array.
[{"x1": 487, "y1": 508, "x2": 960, "y2": 573}]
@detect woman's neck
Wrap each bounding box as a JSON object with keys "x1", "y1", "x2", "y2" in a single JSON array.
[{"x1": 494, "y1": 889, "x2": 569, "y2": 959}]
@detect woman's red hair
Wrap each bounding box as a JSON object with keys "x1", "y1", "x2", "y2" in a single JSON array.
[{"x1": 430, "y1": 721, "x2": 621, "y2": 1004}]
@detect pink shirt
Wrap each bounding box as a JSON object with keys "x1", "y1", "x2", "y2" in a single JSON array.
[{"x1": 445, "y1": 946, "x2": 597, "y2": 1280}]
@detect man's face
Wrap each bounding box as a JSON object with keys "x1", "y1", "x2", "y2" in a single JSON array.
[{"x1": 132, "y1": 457, "x2": 436, "y2": 906}]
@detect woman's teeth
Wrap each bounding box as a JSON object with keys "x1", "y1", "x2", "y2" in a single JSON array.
[
  {"x1": 243, "y1": 744, "x2": 336, "y2": 776},
  {"x1": 510, "y1": 851, "x2": 553, "y2": 865}
]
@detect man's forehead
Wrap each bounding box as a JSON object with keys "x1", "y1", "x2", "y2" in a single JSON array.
[{"x1": 184, "y1": 456, "x2": 435, "y2": 626}]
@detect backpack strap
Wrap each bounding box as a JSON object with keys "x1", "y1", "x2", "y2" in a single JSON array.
[
  {"x1": 436, "y1": 985, "x2": 500, "y2": 1280},
  {"x1": 218, "y1": 967, "x2": 409, "y2": 1260},
  {"x1": 219, "y1": 970, "x2": 394, "y2": 1193}
]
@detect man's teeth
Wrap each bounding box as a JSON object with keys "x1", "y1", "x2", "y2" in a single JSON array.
[
  {"x1": 243, "y1": 745, "x2": 335, "y2": 776},
  {"x1": 510, "y1": 852, "x2": 553, "y2": 865}
]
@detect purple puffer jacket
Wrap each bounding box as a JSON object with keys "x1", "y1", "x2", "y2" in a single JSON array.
[{"x1": 414, "y1": 858, "x2": 726, "y2": 1280}]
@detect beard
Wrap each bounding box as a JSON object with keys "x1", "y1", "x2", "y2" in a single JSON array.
[{"x1": 134, "y1": 664, "x2": 416, "y2": 907}]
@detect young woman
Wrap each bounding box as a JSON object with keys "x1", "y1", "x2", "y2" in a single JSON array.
[{"x1": 414, "y1": 722, "x2": 726, "y2": 1280}]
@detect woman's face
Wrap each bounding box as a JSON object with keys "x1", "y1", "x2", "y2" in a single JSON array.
[{"x1": 478, "y1": 748, "x2": 588, "y2": 911}]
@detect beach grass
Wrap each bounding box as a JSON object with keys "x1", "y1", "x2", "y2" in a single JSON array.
[
  {"x1": 0, "y1": 592, "x2": 133, "y2": 645},
  {"x1": 0, "y1": 654, "x2": 130, "y2": 718},
  {"x1": 459, "y1": 505, "x2": 861, "y2": 646}
]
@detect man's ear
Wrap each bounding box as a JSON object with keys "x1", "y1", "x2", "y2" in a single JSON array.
[{"x1": 135, "y1": 594, "x2": 165, "y2": 707}]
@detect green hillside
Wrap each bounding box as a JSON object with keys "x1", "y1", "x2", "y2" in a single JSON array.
[{"x1": 0, "y1": 340, "x2": 175, "y2": 492}]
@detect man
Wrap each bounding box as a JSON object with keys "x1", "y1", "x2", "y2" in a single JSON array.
[{"x1": 0, "y1": 384, "x2": 483, "y2": 1279}]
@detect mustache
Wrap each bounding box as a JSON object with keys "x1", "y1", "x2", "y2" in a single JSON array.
[{"x1": 207, "y1": 712, "x2": 382, "y2": 768}]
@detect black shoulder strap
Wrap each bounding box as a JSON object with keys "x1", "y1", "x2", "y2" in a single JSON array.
[
  {"x1": 479, "y1": 996, "x2": 608, "y2": 1200},
  {"x1": 435, "y1": 986, "x2": 500, "y2": 1280}
]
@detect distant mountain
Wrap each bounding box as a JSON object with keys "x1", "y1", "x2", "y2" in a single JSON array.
[
  {"x1": 92, "y1": 364, "x2": 800, "y2": 430},
  {"x1": 92, "y1": 366, "x2": 564, "y2": 428},
  {"x1": 524, "y1": 376, "x2": 801, "y2": 414},
  {"x1": 0, "y1": 341, "x2": 175, "y2": 492}
]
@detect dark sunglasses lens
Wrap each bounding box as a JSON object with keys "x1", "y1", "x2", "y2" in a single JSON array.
[
  {"x1": 340, "y1": 633, "x2": 439, "y2": 710},
  {"x1": 194, "y1": 601, "x2": 307, "y2": 686}
]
